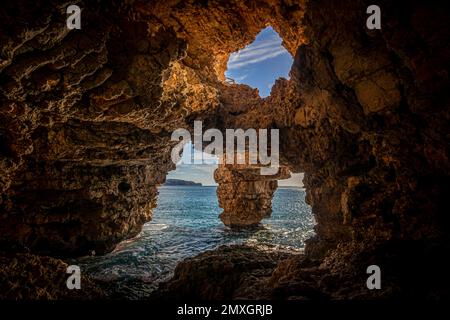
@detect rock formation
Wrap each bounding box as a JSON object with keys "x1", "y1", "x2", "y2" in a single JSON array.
[
  {"x1": 0, "y1": 252, "x2": 102, "y2": 299},
  {"x1": 0, "y1": 0, "x2": 449, "y2": 299},
  {"x1": 215, "y1": 164, "x2": 290, "y2": 227}
]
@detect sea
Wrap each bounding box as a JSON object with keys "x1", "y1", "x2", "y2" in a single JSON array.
[{"x1": 76, "y1": 186, "x2": 315, "y2": 298}]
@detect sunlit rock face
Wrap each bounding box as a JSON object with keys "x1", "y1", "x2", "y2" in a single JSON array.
[
  {"x1": 215, "y1": 164, "x2": 290, "y2": 228},
  {"x1": 1, "y1": 0, "x2": 449, "y2": 299}
]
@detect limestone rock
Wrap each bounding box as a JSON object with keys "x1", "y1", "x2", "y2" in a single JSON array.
[
  {"x1": 0, "y1": 252, "x2": 103, "y2": 300},
  {"x1": 0, "y1": 0, "x2": 449, "y2": 300},
  {"x1": 154, "y1": 245, "x2": 297, "y2": 300},
  {"x1": 215, "y1": 164, "x2": 290, "y2": 228}
]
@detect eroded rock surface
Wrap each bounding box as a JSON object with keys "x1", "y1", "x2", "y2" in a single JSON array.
[
  {"x1": 0, "y1": 251, "x2": 102, "y2": 299},
  {"x1": 1, "y1": 0, "x2": 449, "y2": 299}
]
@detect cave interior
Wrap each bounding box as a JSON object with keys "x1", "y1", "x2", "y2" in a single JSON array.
[{"x1": 0, "y1": 0, "x2": 449, "y2": 300}]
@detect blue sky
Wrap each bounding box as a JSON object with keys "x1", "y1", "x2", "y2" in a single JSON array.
[
  {"x1": 225, "y1": 26, "x2": 293, "y2": 97},
  {"x1": 166, "y1": 27, "x2": 302, "y2": 186}
]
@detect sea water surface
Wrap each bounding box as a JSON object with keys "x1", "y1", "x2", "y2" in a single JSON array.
[{"x1": 76, "y1": 186, "x2": 314, "y2": 298}]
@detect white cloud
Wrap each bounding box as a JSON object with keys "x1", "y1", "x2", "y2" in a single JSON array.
[
  {"x1": 227, "y1": 36, "x2": 289, "y2": 69},
  {"x1": 232, "y1": 74, "x2": 248, "y2": 82}
]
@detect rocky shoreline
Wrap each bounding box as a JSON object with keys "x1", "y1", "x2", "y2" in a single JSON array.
[{"x1": 2, "y1": 238, "x2": 449, "y2": 300}]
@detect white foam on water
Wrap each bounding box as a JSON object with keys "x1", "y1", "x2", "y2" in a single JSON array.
[{"x1": 144, "y1": 223, "x2": 169, "y2": 231}]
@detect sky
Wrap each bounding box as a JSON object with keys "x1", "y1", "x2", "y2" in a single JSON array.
[
  {"x1": 225, "y1": 26, "x2": 293, "y2": 97},
  {"x1": 166, "y1": 27, "x2": 302, "y2": 186},
  {"x1": 166, "y1": 142, "x2": 219, "y2": 186}
]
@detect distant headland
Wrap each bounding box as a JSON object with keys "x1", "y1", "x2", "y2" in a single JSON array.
[{"x1": 164, "y1": 179, "x2": 202, "y2": 186}]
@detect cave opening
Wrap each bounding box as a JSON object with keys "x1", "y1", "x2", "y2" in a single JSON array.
[
  {"x1": 224, "y1": 26, "x2": 293, "y2": 97},
  {"x1": 1, "y1": 0, "x2": 448, "y2": 301}
]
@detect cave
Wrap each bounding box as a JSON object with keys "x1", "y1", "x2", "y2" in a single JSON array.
[{"x1": 0, "y1": 0, "x2": 449, "y2": 302}]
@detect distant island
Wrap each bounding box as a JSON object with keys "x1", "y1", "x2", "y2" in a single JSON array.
[{"x1": 164, "y1": 179, "x2": 202, "y2": 186}]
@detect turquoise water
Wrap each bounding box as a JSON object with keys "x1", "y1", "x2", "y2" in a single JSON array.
[{"x1": 77, "y1": 186, "x2": 314, "y2": 297}]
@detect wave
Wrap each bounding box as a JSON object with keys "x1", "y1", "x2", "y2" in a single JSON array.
[{"x1": 144, "y1": 223, "x2": 169, "y2": 231}]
